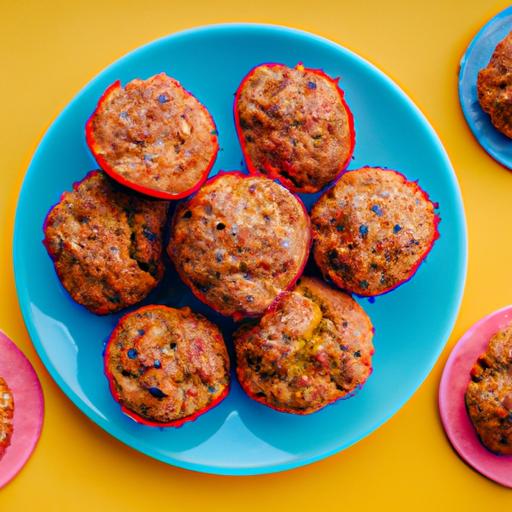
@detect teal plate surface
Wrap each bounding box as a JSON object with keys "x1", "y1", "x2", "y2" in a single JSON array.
[{"x1": 14, "y1": 24, "x2": 467, "y2": 475}]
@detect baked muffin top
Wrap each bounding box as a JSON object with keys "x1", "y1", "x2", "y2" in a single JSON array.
[
  {"x1": 0, "y1": 376, "x2": 14, "y2": 459},
  {"x1": 466, "y1": 323, "x2": 512, "y2": 455},
  {"x1": 235, "y1": 276, "x2": 374, "y2": 414},
  {"x1": 105, "y1": 305, "x2": 230, "y2": 425},
  {"x1": 44, "y1": 171, "x2": 168, "y2": 314},
  {"x1": 169, "y1": 172, "x2": 310, "y2": 319},
  {"x1": 86, "y1": 73, "x2": 218, "y2": 198},
  {"x1": 478, "y1": 31, "x2": 512, "y2": 138},
  {"x1": 311, "y1": 167, "x2": 438, "y2": 296},
  {"x1": 235, "y1": 63, "x2": 354, "y2": 193}
]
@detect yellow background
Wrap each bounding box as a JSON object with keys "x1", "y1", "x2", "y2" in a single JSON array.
[{"x1": 1, "y1": 0, "x2": 511, "y2": 509}]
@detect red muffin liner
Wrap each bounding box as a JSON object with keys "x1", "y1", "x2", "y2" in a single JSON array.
[
  {"x1": 42, "y1": 169, "x2": 165, "y2": 316},
  {"x1": 313, "y1": 167, "x2": 441, "y2": 297},
  {"x1": 86, "y1": 77, "x2": 219, "y2": 200},
  {"x1": 234, "y1": 63, "x2": 355, "y2": 194},
  {"x1": 104, "y1": 305, "x2": 229, "y2": 427},
  {"x1": 169, "y1": 170, "x2": 312, "y2": 321}
]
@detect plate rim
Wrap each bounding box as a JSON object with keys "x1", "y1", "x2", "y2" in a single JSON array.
[{"x1": 13, "y1": 22, "x2": 468, "y2": 476}]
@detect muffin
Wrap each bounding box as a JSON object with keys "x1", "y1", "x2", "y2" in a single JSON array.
[
  {"x1": 235, "y1": 276, "x2": 373, "y2": 414},
  {"x1": 311, "y1": 167, "x2": 439, "y2": 296},
  {"x1": 465, "y1": 323, "x2": 512, "y2": 455},
  {"x1": 104, "y1": 305, "x2": 230, "y2": 426},
  {"x1": 168, "y1": 171, "x2": 311, "y2": 320},
  {"x1": 0, "y1": 377, "x2": 14, "y2": 460},
  {"x1": 43, "y1": 171, "x2": 168, "y2": 315},
  {"x1": 477, "y1": 31, "x2": 512, "y2": 138},
  {"x1": 234, "y1": 63, "x2": 355, "y2": 194},
  {"x1": 86, "y1": 73, "x2": 218, "y2": 199}
]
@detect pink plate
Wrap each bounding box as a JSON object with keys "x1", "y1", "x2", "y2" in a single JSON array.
[
  {"x1": 0, "y1": 330, "x2": 44, "y2": 488},
  {"x1": 439, "y1": 306, "x2": 512, "y2": 488}
]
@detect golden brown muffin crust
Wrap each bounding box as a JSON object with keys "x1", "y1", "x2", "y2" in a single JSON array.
[
  {"x1": 169, "y1": 172, "x2": 310, "y2": 318},
  {"x1": 106, "y1": 305, "x2": 230, "y2": 423},
  {"x1": 44, "y1": 171, "x2": 168, "y2": 315},
  {"x1": 0, "y1": 377, "x2": 14, "y2": 459},
  {"x1": 466, "y1": 323, "x2": 512, "y2": 455},
  {"x1": 311, "y1": 167, "x2": 438, "y2": 296},
  {"x1": 235, "y1": 276, "x2": 373, "y2": 414},
  {"x1": 236, "y1": 64, "x2": 353, "y2": 193},
  {"x1": 88, "y1": 73, "x2": 218, "y2": 195},
  {"x1": 477, "y1": 32, "x2": 512, "y2": 138}
]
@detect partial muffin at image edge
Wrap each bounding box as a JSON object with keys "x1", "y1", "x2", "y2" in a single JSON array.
[
  {"x1": 168, "y1": 171, "x2": 311, "y2": 320},
  {"x1": 477, "y1": 31, "x2": 512, "y2": 139},
  {"x1": 311, "y1": 166, "x2": 439, "y2": 296},
  {"x1": 235, "y1": 63, "x2": 355, "y2": 194},
  {"x1": 43, "y1": 171, "x2": 169, "y2": 315},
  {"x1": 0, "y1": 376, "x2": 14, "y2": 460},
  {"x1": 86, "y1": 73, "x2": 219, "y2": 199},
  {"x1": 234, "y1": 276, "x2": 374, "y2": 414},
  {"x1": 104, "y1": 305, "x2": 230, "y2": 426},
  {"x1": 465, "y1": 322, "x2": 512, "y2": 455}
]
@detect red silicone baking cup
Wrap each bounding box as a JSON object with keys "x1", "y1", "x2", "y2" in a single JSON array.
[
  {"x1": 86, "y1": 77, "x2": 219, "y2": 200},
  {"x1": 234, "y1": 63, "x2": 355, "y2": 194},
  {"x1": 104, "y1": 305, "x2": 229, "y2": 427}
]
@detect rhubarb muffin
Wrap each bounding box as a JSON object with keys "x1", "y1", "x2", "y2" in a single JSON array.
[
  {"x1": 168, "y1": 172, "x2": 311, "y2": 320},
  {"x1": 311, "y1": 167, "x2": 439, "y2": 296},
  {"x1": 477, "y1": 31, "x2": 512, "y2": 138},
  {"x1": 86, "y1": 73, "x2": 218, "y2": 199},
  {"x1": 0, "y1": 377, "x2": 14, "y2": 460},
  {"x1": 235, "y1": 63, "x2": 354, "y2": 193},
  {"x1": 465, "y1": 323, "x2": 512, "y2": 455},
  {"x1": 43, "y1": 171, "x2": 168, "y2": 315},
  {"x1": 105, "y1": 305, "x2": 230, "y2": 426},
  {"x1": 235, "y1": 276, "x2": 373, "y2": 414}
]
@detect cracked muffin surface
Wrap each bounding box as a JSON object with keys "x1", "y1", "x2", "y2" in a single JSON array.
[
  {"x1": 465, "y1": 323, "x2": 512, "y2": 455},
  {"x1": 86, "y1": 73, "x2": 218, "y2": 197},
  {"x1": 235, "y1": 63, "x2": 354, "y2": 193},
  {"x1": 43, "y1": 171, "x2": 168, "y2": 315},
  {"x1": 311, "y1": 167, "x2": 438, "y2": 296},
  {"x1": 0, "y1": 377, "x2": 14, "y2": 460},
  {"x1": 105, "y1": 305, "x2": 230, "y2": 425},
  {"x1": 477, "y1": 31, "x2": 512, "y2": 138},
  {"x1": 234, "y1": 276, "x2": 373, "y2": 414},
  {"x1": 168, "y1": 172, "x2": 310, "y2": 319}
]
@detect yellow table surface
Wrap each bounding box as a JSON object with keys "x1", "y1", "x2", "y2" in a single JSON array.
[{"x1": 1, "y1": 0, "x2": 511, "y2": 509}]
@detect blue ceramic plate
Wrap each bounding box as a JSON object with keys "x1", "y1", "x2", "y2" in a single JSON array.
[
  {"x1": 14, "y1": 24, "x2": 467, "y2": 475},
  {"x1": 459, "y1": 6, "x2": 512, "y2": 168}
]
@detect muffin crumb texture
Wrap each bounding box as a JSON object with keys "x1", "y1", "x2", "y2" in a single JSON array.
[
  {"x1": 311, "y1": 167, "x2": 438, "y2": 296},
  {"x1": 106, "y1": 305, "x2": 230, "y2": 425},
  {"x1": 87, "y1": 73, "x2": 218, "y2": 197},
  {"x1": 44, "y1": 171, "x2": 168, "y2": 315},
  {"x1": 235, "y1": 276, "x2": 373, "y2": 414},
  {"x1": 169, "y1": 172, "x2": 310, "y2": 319},
  {"x1": 0, "y1": 377, "x2": 14, "y2": 460},
  {"x1": 478, "y1": 31, "x2": 512, "y2": 138},
  {"x1": 466, "y1": 323, "x2": 512, "y2": 455},
  {"x1": 236, "y1": 63, "x2": 354, "y2": 193}
]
